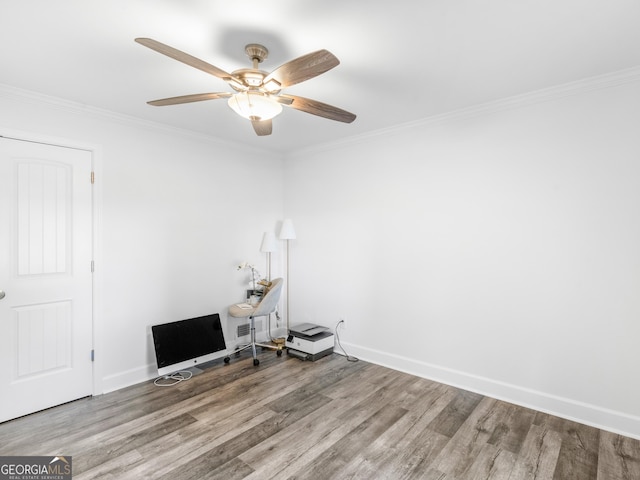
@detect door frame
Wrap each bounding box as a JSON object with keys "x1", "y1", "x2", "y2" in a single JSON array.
[{"x1": 0, "y1": 127, "x2": 104, "y2": 396}]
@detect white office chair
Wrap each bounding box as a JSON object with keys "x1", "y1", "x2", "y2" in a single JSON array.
[{"x1": 226, "y1": 277, "x2": 284, "y2": 366}]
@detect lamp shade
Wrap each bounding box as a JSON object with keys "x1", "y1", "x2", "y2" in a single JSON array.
[
  {"x1": 228, "y1": 92, "x2": 283, "y2": 121},
  {"x1": 260, "y1": 231, "x2": 278, "y2": 253},
  {"x1": 279, "y1": 219, "x2": 296, "y2": 240}
]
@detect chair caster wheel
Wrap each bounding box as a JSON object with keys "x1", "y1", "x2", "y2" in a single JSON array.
[
  {"x1": 224, "y1": 357, "x2": 230, "y2": 364},
  {"x1": 277, "y1": 350, "x2": 282, "y2": 357},
  {"x1": 253, "y1": 358, "x2": 260, "y2": 366}
]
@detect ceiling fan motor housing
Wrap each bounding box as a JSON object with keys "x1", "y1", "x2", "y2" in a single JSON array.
[
  {"x1": 229, "y1": 68, "x2": 269, "y2": 90},
  {"x1": 244, "y1": 44, "x2": 269, "y2": 63}
]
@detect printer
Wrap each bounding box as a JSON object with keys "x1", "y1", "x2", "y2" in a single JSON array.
[{"x1": 286, "y1": 323, "x2": 334, "y2": 361}]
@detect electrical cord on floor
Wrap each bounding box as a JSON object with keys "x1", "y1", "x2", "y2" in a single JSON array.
[
  {"x1": 335, "y1": 320, "x2": 359, "y2": 362},
  {"x1": 153, "y1": 370, "x2": 193, "y2": 387}
]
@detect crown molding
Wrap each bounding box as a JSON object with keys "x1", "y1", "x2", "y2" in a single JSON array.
[
  {"x1": 3, "y1": 64, "x2": 640, "y2": 161},
  {"x1": 289, "y1": 65, "x2": 640, "y2": 158},
  {"x1": 0, "y1": 83, "x2": 274, "y2": 158}
]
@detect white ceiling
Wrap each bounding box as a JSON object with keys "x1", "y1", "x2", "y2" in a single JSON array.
[{"x1": 2, "y1": 0, "x2": 639, "y2": 154}]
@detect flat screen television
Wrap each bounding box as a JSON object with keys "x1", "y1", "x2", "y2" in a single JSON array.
[{"x1": 151, "y1": 313, "x2": 227, "y2": 376}]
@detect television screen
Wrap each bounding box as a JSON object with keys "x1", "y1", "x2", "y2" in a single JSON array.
[{"x1": 152, "y1": 313, "x2": 227, "y2": 376}]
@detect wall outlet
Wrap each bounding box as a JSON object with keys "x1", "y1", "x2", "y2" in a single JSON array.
[{"x1": 339, "y1": 317, "x2": 347, "y2": 330}]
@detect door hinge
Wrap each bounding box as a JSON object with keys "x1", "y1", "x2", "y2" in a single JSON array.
[
  {"x1": 91, "y1": 171, "x2": 95, "y2": 184},
  {"x1": 91, "y1": 260, "x2": 95, "y2": 273},
  {"x1": 91, "y1": 350, "x2": 95, "y2": 362}
]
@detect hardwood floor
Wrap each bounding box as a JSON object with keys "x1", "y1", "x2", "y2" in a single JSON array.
[{"x1": 1, "y1": 350, "x2": 639, "y2": 479}]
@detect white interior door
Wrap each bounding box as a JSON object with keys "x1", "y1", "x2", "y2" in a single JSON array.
[{"x1": 0, "y1": 137, "x2": 93, "y2": 423}]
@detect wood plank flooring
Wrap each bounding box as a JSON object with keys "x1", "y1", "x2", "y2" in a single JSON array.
[{"x1": 1, "y1": 350, "x2": 639, "y2": 479}]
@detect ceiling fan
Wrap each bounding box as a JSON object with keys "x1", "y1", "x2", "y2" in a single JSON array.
[{"x1": 135, "y1": 38, "x2": 356, "y2": 136}]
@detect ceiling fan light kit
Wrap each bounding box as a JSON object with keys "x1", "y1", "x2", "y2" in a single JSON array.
[
  {"x1": 134, "y1": 38, "x2": 356, "y2": 136},
  {"x1": 228, "y1": 92, "x2": 283, "y2": 121}
]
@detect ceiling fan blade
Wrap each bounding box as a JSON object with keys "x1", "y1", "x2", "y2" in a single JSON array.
[
  {"x1": 135, "y1": 38, "x2": 234, "y2": 82},
  {"x1": 263, "y1": 50, "x2": 340, "y2": 88},
  {"x1": 147, "y1": 92, "x2": 233, "y2": 106},
  {"x1": 251, "y1": 119, "x2": 273, "y2": 136},
  {"x1": 279, "y1": 94, "x2": 356, "y2": 123}
]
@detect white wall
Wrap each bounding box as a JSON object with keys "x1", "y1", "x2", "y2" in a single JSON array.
[
  {"x1": 283, "y1": 76, "x2": 640, "y2": 438},
  {"x1": 0, "y1": 87, "x2": 286, "y2": 392}
]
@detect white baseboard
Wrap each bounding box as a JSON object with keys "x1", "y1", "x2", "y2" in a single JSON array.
[
  {"x1": 339, "y1": 342, "x2": 640, "y2": 440},
  {"x1": 101, "y1": 365, "x2": 156, "y2": 394}
]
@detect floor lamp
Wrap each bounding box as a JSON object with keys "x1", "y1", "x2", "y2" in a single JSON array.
[
  {"x1": 278, "y1": 219, "x2": 296, "y2": 333},
  {"x1": 260, "y1": 231, "x2": 279, "y2": 343}
]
